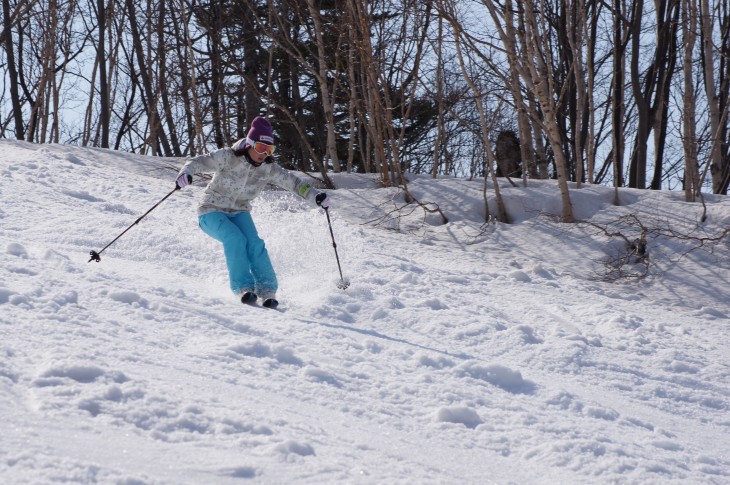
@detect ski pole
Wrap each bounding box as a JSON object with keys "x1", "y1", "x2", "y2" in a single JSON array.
[
  {"x1": 323, "y1": 206, "x2": 350, "y2": 290},
  {"x1": 88, "y1": 176, "x2": 190, "y2": 263}
]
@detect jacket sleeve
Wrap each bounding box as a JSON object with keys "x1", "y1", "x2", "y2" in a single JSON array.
[
  {"x1": 268, "y1": 163, "x2": 323, "y2": 205},
  {"x1": 177, "y1": 148, "x2": 229, "y2": 179}
]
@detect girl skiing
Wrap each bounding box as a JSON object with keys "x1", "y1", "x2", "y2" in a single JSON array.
[{"x1": 175, "y1": 116, "x2": 330, "y2": 308}]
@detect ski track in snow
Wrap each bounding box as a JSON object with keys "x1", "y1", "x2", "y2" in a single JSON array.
[{"x1": 1, "y1": 140, "x2": 729, "y2": 483}]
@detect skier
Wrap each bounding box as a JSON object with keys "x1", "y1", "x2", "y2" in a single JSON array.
[{"x1": 175, "y1": 116, "x2": 330, "y2": 308}]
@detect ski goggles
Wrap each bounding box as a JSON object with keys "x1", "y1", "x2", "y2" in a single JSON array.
[{"x1": 252, "y1": 141, "x2": 276, "y2": 156}]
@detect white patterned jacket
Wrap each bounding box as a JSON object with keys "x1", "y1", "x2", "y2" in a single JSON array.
[{"x1": 178, "y1": 147, "x2": 323, "y2": 216}]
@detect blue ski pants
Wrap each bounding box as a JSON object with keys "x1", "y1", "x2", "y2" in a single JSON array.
[{"x1": 198, "y1": 211, "x2": 277, "y2": 296}]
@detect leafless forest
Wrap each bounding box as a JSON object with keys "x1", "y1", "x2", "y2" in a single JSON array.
[{"x1": 2, "y1": 0, "x2": 730, "y2": 219}]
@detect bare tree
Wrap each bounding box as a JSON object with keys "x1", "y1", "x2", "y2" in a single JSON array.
[
  {"x1": 432, "y1": 14, "x2": 445, "y2": 179},
  {"x1": 682, "y1": 0, "x2": 699, "y2": 201},
  {"x1": 517, "y1": 0, "x2": 574, "y2": 221},
  {"x1": 477, "y1": 0, "x2": 538, "y2": 182},
  {"x1": 3, "y1": 0, "x2": 730, "y2": 202},
  {"x1": 124, "y1": 0, "x2": 172, "y2": 155},
  {"x1": 442, "y1": 0, "x2": 508, "y2": 221},
  {"x1": 348, "y1": 0, "x2": 390, "y2": 182},
  {"x1": 93, "y1": 0, "x2": 109, "y2": 146},
  {"x1": 612, "y1": 0, "x2": 628, "y2": 200},
  {"x1": 699, "y1": 0, "x2": 730, "y2": 194},
  {"x1": 172, "y1": 0, "x2": 205, "y2": 155},
  {"x1": 155, "y1": 0, "x2": 181, "y2": 155},
  {"x1": 584, "y1": 0, "x2": 599, "y2": 184},
  {"x1": 568, "y1": 0, "x2": 587, "y2": 187},
  {"x1": 627, "y1": 0, "x2": 680, "y2": 190},
  {"x1": 1, "y1": 0, "x2": 34, "y2": 140},
  {"x1": 305, "y1": 0, "x2": 342, "y2": 172},
  {"x1": 26, "y1": 0, "x2": 58, "y2": 142}
]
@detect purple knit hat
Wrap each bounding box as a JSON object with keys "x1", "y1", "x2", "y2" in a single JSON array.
[
  {"x1": 231, "y1": 117, "x2": 275, "y2": 153},
  {"x1": 246, "y1": 116, "x2": 274, "y2": 146}
]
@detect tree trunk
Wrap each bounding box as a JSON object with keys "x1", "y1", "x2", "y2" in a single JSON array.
[
  {"x1": 2, "y1": 0, "x2": 25, "y2": 139},
  {"x1": 51, "y1": 0, "x2": 77, "y2": 143},
  {"x1": 241, "y1": 3, "x2": 262, "y2": 131},
  {"x1": 207, "y1": 0, "x2": 225, "y2": 148},
  {"x1": 585, "y1": 1, "x2": 598, "y2": 184},
  {"x1": 650, "y1": 1, "x2": 679, "y2": 190},
  {"x1": 349, "y1": 0, "x2": 389, "y2": 183},
  {"x1": 157, "y1": 0, "x2": 181, "y2": 156},
  {"x1": 125, "y1": 0, "x2": 171, "y2": 155},
  {"x1": 569, "y1": 0, "x2": 587, "y2": 188},
  {"x1": 97, "y1": 0, "x2": 110, "y2": 148},
  {"x1": 628, "y1": 0, "x2": 648, "y2": 189},
  {"x1": 700, "y1": 0, "x2": 727, "y2": 193},
  {"x1": 446, "y1": 1, "x2": 508, "y2": 222},
  {"x1": 682, "y1": 0, "x2": 699, "y2": 201},
  {"x1": 612, "y1": 0, "x2": 626, "y2": 200},
  {"x1": 28, "y1": 0, "x2": 58, "y2": 143},
  {"x1": 346, "y1": 18, "x2": 358, "y2": 173},
  {"x1": 432, "y1": 15, "x2": 445, "y2": 178},
  {"x1": 628, "y1": 0, "x2": 679, "y2": 190},
  {"x1": 175, "y1": 0, "x2": 205, "y2": 155},
  {"x1": 520, "y1": 0, "x2": 574, "y2": 221},
  {"x1": 502, "y1": 0, "x2": 537, "y2": 182},
  {"x1": 82, "y1": 53, "x2": 99, "y2": 147},
  {"x1": 306, "y1": 0, "x2": 341, "y2": 172}
]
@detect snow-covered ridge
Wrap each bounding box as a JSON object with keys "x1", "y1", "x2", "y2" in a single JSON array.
[{"x1": 1, "y1": 140, "x2": 728, "y2": 483}]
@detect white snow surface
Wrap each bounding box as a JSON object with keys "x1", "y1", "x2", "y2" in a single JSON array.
[{"x1": 1, "y1": 139, "x2": 729, "y2": 484}]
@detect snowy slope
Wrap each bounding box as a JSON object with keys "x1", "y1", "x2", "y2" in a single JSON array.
[{"x1": 0, "y1": 139, "x2": 729, "y2": 484}]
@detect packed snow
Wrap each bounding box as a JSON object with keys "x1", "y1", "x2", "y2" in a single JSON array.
[{"x1": 0, "y1": 139, "x2": 729, "y2": 484}]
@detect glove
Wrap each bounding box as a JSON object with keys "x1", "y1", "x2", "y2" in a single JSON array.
[
  {"x1": 315, "y1": 192, "x2": 330, "y2": 208},
  {"x1": 176, "y1": 174, "x2": 192, "y2": 189}
]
